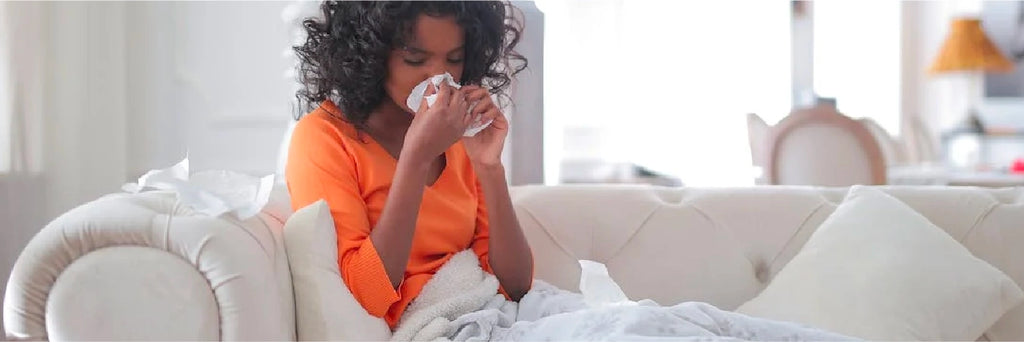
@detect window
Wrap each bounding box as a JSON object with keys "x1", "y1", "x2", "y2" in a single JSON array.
[
  {"x1": 540, "y1": 0, "x2": 792, "y2": 186},
  {"x1": 813, "y1": 1, "x2": 902, "y2": 135}
]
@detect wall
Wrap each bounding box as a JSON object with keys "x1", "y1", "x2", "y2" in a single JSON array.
[
  {"x1": 125, "y1": 1, "x2": 293, "y2": 178},
  {"x1": 982, "y1": 1, "x2": 1024, "y2": 97},
  {"x1": 46, "y1": 2, "x2": 130, "y2": 218},
  {"x1": 508, "y1": 1, "x2": 545, "y2": 185}
]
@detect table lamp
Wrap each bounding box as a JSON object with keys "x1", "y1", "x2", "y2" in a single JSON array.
[
  {"x1": 929, "y1": 17, "x2": 1015, "y2": 133},
  {"x1": 929, "y1": 17, "x2": 1016, "y2": 170}
]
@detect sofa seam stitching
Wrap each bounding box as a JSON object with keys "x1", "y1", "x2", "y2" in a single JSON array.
[
  {"x1": 766, "y1": 202, "x2": 828, "y2": 272},
  {"x1": 519, "y1": 206, "x2": 579, "y2": 261},
  {"x1": 959, "y1": 201, "x2": 999, "y2": 243},
  {"x1": 606, "y1": 205, "x2": 662, "y2": 264}
]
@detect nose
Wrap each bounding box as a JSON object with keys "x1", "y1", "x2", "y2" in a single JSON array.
[{"x1": 425, "y1": 60, "x2": 449, "y2": 78}]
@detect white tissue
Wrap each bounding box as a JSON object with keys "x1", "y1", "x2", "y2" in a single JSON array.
[
  {"x1": 405, "y1": 72, "x2": 493, "y2": 137},
  {"x1": 406, "y1": 72, "x2": 460, "y2": 112},
  {"x1": 579, "y1": 259, "x2": 634, "y2": 307},
  {"x1": 122, "y1": 156, "x2": 275, "y2": 220}
]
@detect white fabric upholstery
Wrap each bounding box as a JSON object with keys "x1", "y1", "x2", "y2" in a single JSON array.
[
  {"x1": 509, "y1": 185, "x2": 1024, "y2": 341},
  {"x1": 47, "y1": 247, "x2": 220, "y2": 341},
  {"x1": 3, "y1": 190, "x2": 296, "y2": 341},
  {"x1": 8, "y1": 184, "x2": 1024, "y2": 341},
  {"x1": 736, "y1": 186, "x2": 1023, "y2": 341},
  {"x1": 776, "y1": 123, "x2": 875, "y2": 186},
  {"x1": 283, "y1": 200, "x2": 392, "y2": 341}
]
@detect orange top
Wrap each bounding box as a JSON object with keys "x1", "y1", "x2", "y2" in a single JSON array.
[{"x1": 285, "y1": 101, "x2": 496, "y2": 329}]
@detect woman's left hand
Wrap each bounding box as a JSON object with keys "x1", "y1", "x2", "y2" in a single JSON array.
[{"x1": 461, "y1": 85, "x2": 508, "y2": 167}]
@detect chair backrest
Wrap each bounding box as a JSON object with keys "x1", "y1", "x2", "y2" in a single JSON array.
[
  {"x1": 857, "y1": 117, "x2": 905, "y2": 167},
  {"x1": 746, "y1": 113, "x2": 770, "y2": 168},
  {"x1": 766, "y1": 106, "x2": 886, "y2": 186},
  {"x1": 747, "y1": 113, "x2": 771, "y2": 185}
]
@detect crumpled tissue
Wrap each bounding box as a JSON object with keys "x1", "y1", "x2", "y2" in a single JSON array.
[
  {"x1": 405, "y1": 72, "x2": 493, "y2": 137},
  {"x1": 579, "y1": 259, "x2": 658, "y2": 307},
  {"x1": 122, "y1": 156, "x2": 275, "y2": 220}
]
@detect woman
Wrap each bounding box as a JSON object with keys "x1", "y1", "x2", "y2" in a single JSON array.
[{"x1": 286, "y1": 1, "x2": 534, "y2": 330}]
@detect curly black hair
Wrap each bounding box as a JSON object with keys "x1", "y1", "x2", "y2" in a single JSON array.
[{"x1": 293, "y1": 1, "x2": 527, "y2": 129}]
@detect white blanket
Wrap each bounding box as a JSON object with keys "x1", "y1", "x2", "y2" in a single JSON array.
[{"x1": 392, "y1": 250, "x2": 859, "y2": 341}]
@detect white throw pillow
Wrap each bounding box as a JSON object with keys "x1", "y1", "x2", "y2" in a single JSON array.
[
  {"x1": 283, "y1": 200, "x2": 392, "y2": 341},
  {"x1": 736, "y1": 186, "x2": 1024, "y2": 341}
]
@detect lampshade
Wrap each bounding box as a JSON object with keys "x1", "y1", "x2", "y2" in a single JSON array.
[{"x1": 928, "y1": 18, "x2": 1015, "y2": 74}]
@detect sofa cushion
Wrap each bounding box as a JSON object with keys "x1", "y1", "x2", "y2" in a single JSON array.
[
  {"x1": 735, "y1": 186, "x2": 1024, "y2": 341},
  {"x1": 283, "y1": 200, "x2": 392, "y2": 341}
]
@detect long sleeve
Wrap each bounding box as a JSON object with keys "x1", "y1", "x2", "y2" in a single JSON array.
[
  {"x1": 470, "y1": 178, "x2": 492, "y2": 273},
  {"x1": 285, "y1": 117, "x2": 400, "y2": 318}
]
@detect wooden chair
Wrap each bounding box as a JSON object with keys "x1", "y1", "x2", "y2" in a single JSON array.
[
  {"x1": 746, "y1": 113, "x2": 770, "y2": 184},
  {"x1": 766, "y1": 106, "x2": 886, "y2": 186},
  {"x1": 857, "y1": 117, "x2": 907, "y2": 167}
]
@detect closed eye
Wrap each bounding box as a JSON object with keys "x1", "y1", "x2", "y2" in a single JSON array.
[{"x1": 404, "y1": 59, "x2": 427, "y2": 66}]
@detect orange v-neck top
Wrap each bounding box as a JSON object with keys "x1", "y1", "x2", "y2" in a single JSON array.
[{"x1": 285, "y1": 101, "x2": 495, "y2": 329}]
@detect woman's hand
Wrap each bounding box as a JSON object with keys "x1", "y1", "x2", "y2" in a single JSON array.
[
  {"x1": 461, "y1": 85, "x2": 508, "y2": 167},
  {"x1": 404, "y1": 82, "x2": 472, "y2": 164}
]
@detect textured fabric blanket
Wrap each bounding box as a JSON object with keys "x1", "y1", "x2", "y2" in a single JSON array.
[{"x1": 391, "y1": 250, "x2": 858, "y2": 341}]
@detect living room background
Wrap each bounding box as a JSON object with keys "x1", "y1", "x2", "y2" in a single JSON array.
[{"x1": 0, "y1": 0, "x2": 1018, "y2": 336}]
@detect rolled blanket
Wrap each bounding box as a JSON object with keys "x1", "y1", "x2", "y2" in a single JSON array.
[{"x1": 390, "y1": 250, "x2": 501, "y2": 341}]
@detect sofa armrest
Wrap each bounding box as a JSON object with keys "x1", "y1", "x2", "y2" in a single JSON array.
[{"x1": 3, "y1": 191, "x2": 295, "y2": 341}]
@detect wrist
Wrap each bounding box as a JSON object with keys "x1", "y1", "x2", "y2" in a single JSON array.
[
  {"x1": 399, "y1": 145, "x2": 432, "y2": 167},
  {"x1": 472, "y1": 162, "x2": 506, "y2": 177},
  {"x1": 397, "y1": 149, "x2": 433, "y2": 174}
]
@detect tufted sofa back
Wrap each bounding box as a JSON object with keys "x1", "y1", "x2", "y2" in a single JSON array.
[{"x1": 510, "y1": 185, "x2": 1024, "y2": 340}]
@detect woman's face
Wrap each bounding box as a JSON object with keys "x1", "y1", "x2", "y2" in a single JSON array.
[{"x1": 385, "y1": 14, "x2": 466, "y2": 114}]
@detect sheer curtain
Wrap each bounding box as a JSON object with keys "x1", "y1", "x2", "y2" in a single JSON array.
[
  {"x1": 1, "y1": 2, "x2": 48, "y2": 337},
  {"x1": 1, "y1": 2, "x2": 12, "y2": 175},
  {"x1": 540, "y1": 0, "x2": 791, "y2": 186}
]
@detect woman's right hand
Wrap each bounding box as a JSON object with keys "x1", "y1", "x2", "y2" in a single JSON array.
[{"x1": 403, "y1": 81, "x2": 472, "y2": 164}]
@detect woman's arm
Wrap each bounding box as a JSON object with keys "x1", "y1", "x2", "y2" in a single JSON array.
[
  {"x1": 474, "y1": 163, "x2": 534, "y2": 300},
  {"x1": 367, "y1": 156, "x2": 431, "y2": 289},
  {"x1": 370, "y1": 82, "x2": 471, "y2": 289},
  {"x1": 459, "y1": 85, "x2": 534, "y2": 300}
]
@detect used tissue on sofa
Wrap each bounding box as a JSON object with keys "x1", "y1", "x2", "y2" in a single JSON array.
[
  {"x1": 578, "y1": 260, "x2": 634, "y2": 307},
  {"x1": 122, "y1": 156, "x2": 275, "y2": 220},
  {"x1": 405, "y1": 72, "x2": 492, "y2": 137}
]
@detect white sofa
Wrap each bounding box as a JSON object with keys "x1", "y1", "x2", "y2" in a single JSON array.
[{"x1": 5, "y1": 184, "x2": 1024, "y2": 340}]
